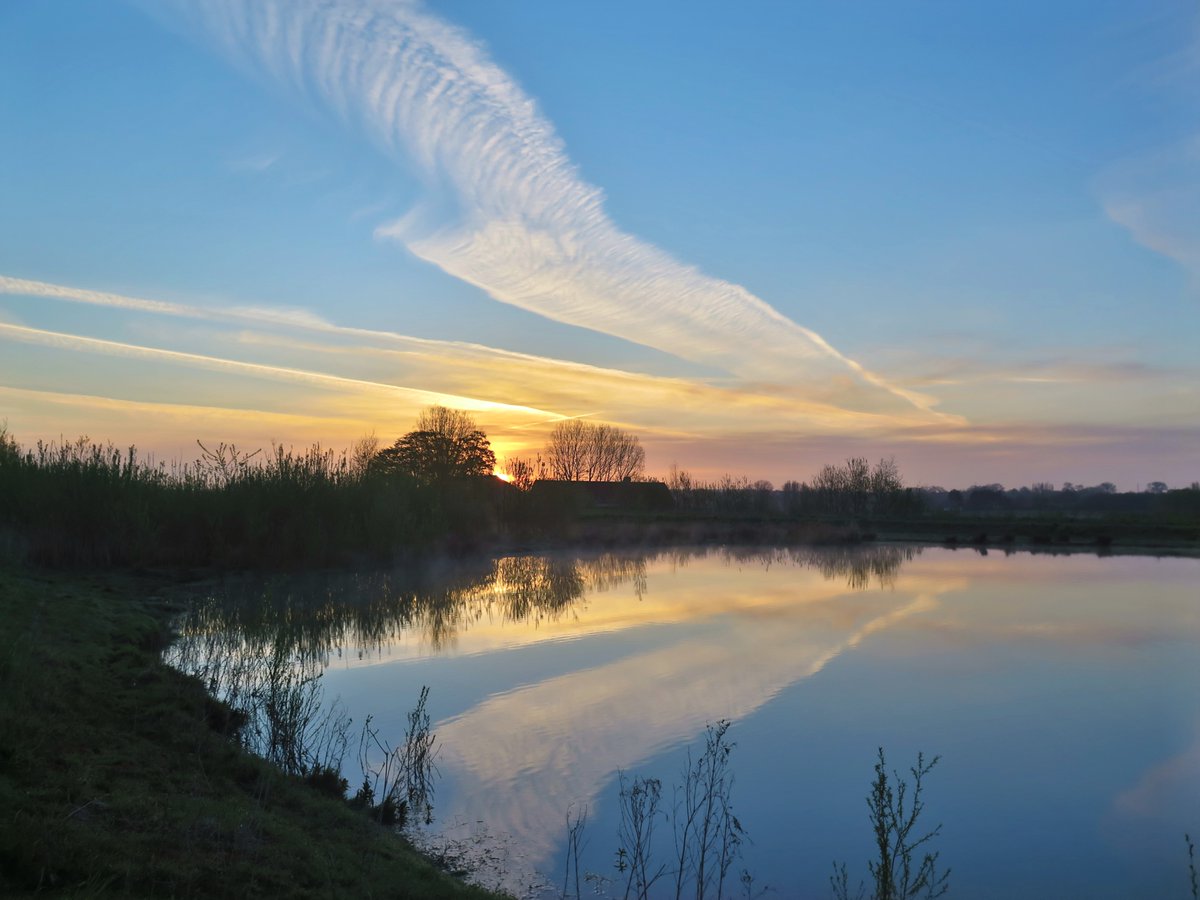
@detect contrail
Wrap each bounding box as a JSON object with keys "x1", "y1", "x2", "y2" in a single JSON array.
[
  {"x1": 141, "y1": 0, "x2": 949, "y2": 420},
  {"x1": 0, "y1": 321, "x2": 558, "y2": 420},
  {"x1": 1, "y1": 274, "x2": 966, "y2": 433}
]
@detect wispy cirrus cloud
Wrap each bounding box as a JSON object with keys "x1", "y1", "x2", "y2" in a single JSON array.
[
  {"x1": 0, "y1": 320, "x2": 557, "y2": 423},
  {"x1": 1099, "y1": 136, "x2": 1200, "y2": 287},
  {"x1": 1098, "y1": 12, "x2": 1200, "y2": 288},
  {"x1": 141, "y1": 0, "x2": 950, "y2": 421},
  {"x1": 0, "y1": 384, "x2": 377, "y2": 449},
  {"x1": 898, "y1": 355, "x2": 1188, "y2": 388},
  {"x1": 0, "y1": 275, "x2": 954, "y2": 442},
  {"x1": 6, "y1": 275, "x2": 1197, "y2": 485}
]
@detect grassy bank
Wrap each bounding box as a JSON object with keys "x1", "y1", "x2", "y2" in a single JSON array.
[{"x1": 0, "y1": 566, "x2": 507, "y2": 898}]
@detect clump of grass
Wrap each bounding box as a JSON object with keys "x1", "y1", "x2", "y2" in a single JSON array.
[
  {"x1": 670, "y1": 720, "x2": 747, "y2": 900},
  {"x1": 560, "y1": 803, "x2": 590, "y2": 900},
  {"x1": 832, "y1": 748, "x2": 949, "y2": 900},
  {"x1": 355, "y1": 687, "x2": 440, "y2": 828},
  {"x1": 615, "y1": 772, "x2": 664, "y2": 900},
  {"x1": 567, "y1": 720, "x2": 754, "y2": 900}
]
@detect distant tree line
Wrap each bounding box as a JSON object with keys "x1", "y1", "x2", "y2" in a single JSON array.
[
  {"x1": 666, "y1": 469, "x2": 780, "y2": 516},
  {"x1": 4, "y1": 404, "x2": 1196, "y2": 571},
  {"x1": 667, "y1": 457, "x2": 922, "y2": 519},
  {"x1": 785, "y1": 456, "x2": 921, "y2": 517},
  {"x1": 664, "y1": 458, "x2": 1200, "y2": 523},
  {"x1": 916, "y1": 480, "x2": 1200, "y2": 518}
]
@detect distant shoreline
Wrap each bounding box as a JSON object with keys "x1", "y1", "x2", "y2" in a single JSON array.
[{"x1": 499, "y1": 512, "x2": 1200, "y2": 559}]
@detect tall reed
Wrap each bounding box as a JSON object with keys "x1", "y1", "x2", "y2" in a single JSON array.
[{"x1": 0, "y1": 428, "x2": 501, "y2": 568}]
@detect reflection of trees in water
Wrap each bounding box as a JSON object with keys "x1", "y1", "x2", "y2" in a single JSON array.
[
  {"x1": 588, "y1": 554, "x2": 649, "y2": 598},
  {"x1": 171, "y1": 552, "x2": 643, "y2": 671},
  {"x1": 661, "y1": 544, "x2": 919, "y2": 592},
  {"x1": 491, "y1": 556, "x2": 585, "y2": 623},
  {"x1": 791, "y1": 544, "x2": 919, "y2": 590},
  {"x1": 169, "y1": 544, "x2": 917, "y2": 681}
]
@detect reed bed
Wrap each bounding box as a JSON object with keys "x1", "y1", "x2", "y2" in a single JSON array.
[{"x1": 0, "y1": 428, "x2": 489, "y2": 568}]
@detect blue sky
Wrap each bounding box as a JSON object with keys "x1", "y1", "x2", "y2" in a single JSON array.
[{"x1": 1, "y1": 0, "x2": 1197, "y2": 488}]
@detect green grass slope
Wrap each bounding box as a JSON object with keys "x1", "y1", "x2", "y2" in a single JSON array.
[{"x1": 0, "y1": 568, "x2": 508, "y2": 898}]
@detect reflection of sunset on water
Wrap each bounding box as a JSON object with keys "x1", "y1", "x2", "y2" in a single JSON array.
[
  {"x1": 171, "y1": 548, "x2": 1200, "y2": 898},
  {"x1": 434, "y1": 589, "x2": 944, "y2": 866}
]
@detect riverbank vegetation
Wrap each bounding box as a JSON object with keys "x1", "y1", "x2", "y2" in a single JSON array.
[
  {"x1": 2, "y1": 413, "x2": 1196, "y2": 571},
  {"x1": 0, "y1": 567, "x2": 506, "y2": 898},
  {"x1": 0, "y1": 420, "x2": 511, "y2": 569}
]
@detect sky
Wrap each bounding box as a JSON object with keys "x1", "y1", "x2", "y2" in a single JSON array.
[{"x1": 1, "y1": 0, "x2": 1197, "y2": 489}]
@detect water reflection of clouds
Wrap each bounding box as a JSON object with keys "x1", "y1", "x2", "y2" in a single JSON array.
[
  {"x1": 170, "y1": 547, "x2": 1200, "y2": 896},
  {"x1": 1113, "y1": 728, "x2": 1200, "y2": 821},
  {"x1": 425, "y1": 550, "x2": 1199, "y2": 876},
  {"x1": 878, "y1": 551, "x2": 1200, "y2": 652},
  {"x1": 171, "y1": 544, "x2": 939, "y2": 875},
  {"x1": 435, "y1": 584, "x2": 948, "y2": 866},
  {"x1": 1103, "y1": 724, "x2": 1200, "y2": 869}
]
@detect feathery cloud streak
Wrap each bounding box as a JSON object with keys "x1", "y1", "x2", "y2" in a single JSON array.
[
  {"x1": 8, "y1": 275, "x2": 1194, "y2": 488},
  {"x1": 435, "y1": 584, "x2": 945, "y2": 867},
  {"x1": 0, "y1": 320, "x2": 556, "y2": 422},
  {"x1": 0, "y1": 275, "x2": 956, "y2": 438},
  {"x1": 146, "y1": 0, "x2": 947, "y2": 419},
  {"x1": 1100, "y1": 136, "x2": 1200, "y2": 288}
]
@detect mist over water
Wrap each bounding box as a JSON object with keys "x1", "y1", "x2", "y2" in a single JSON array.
[{"x1": 172, "y1": 546, "x2": 1200, "y2": 898}]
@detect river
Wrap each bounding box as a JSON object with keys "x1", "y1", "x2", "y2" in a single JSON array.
[{"x1": 169, "y1": 545, "x2": 1200, "y2": 899}]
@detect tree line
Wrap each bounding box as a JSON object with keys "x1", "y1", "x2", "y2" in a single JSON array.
[
  {"x1": 3, "y1": 407, "x2": 1194, "y2": 570},
  {"x1": 917, "y1": 480, "x2": 1200, "y2": 518},
  {"x1": 667, "y1": 458, "x2": 922, "y2": 518}
]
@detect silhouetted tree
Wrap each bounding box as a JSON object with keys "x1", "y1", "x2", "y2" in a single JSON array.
[
  {"x1": 782, "y1": 479, "x2": 803, "y2": 515},
  {"x1": 349, "y1": 431, "x2": 379, "y2": 478},
  {"x1": 501, "y1": 455, "x2": 537, "y2": 491},
  {"x1": 375, "y1": 407, "x2": 496, "y2": 483},
  {"x1": 965, "y1": 485, "x2": 1009, "y2": 513},
  {"x1": 811, "y1": 457, "x2": 907, "y2": 516},
  {"x1": 544, "y1": 420, "x2": 645, "y2": 481}
]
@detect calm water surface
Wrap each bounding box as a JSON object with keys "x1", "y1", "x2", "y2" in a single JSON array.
[{"x1": 172, "y1": 546, "x2": 1200, "y2": 898}]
